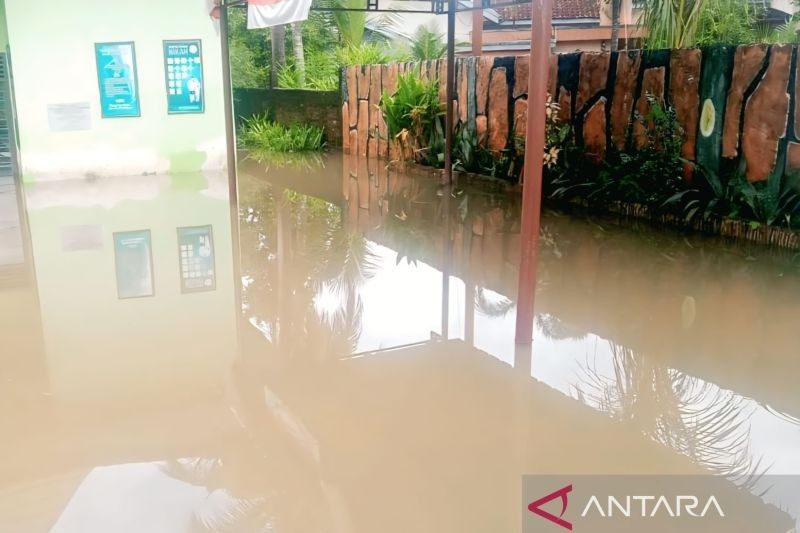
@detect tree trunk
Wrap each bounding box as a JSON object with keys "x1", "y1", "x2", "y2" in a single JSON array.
[
  {"x1": 270, "y1": 24, "x2": 286, "y2": 88},
  {"x1": 610, "y1": 0, "x2": 622, "y2": 51},
  {"x1": 291, "y1": 21, "x2": 306, "y2": 87}
]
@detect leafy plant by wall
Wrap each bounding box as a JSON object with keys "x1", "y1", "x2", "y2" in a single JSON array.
[
  {"x1": 238, "y1": 114, "x2": 326, "y2": 156},
  {"x1": 380, "y1": 73, "x2": 445, "y2": 167}
]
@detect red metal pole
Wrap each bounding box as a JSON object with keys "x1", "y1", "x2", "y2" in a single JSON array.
[{"x1": 514, "y1": 0, "x2": 552, "y2": 344}]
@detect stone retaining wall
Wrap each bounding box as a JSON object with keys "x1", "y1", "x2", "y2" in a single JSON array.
[{"x1": 343, "y1": 45, "x2": 800, "y2": 183}]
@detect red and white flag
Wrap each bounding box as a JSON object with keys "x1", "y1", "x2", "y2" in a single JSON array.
[{"x1": 248, "y1": 0, "x2": 313, "y2": 29}]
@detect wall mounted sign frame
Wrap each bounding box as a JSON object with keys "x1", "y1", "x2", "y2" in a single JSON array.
[
  {"x1": 94, "y1": 42, "x2": 141, "y2": 118},
  {"x1": 177, "y1": 225, "x2": 216, "y2": 293},
  {"x1": 113, "y1": 229, "x2": 154, "y2": 299},
  {"x1": 163, "y1": 39, "x2": 205, "y2": 114}
]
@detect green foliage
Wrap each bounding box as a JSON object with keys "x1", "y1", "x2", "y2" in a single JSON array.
[
  {"x1": 278, "y1": 50, "x2": 340, "y2": 90},
  {"x1": 238, "y1": 114, "x2": 325, "y2": 154},
  {"x1": 727, "y1": 170, "x2": 800, "y2": 227},
  {"x1": 410, "y1": 25, "x2": 447, "y2": 61},
  {"x1": 548, "y1": 99, "x2": 686, "y2": 212},
  {"x1": 638, "y1": 0, "x2": 704, "y2": 49},
  {"x1": 336, "y1": 42, "x2": 390, "y2": 66},
  {"x1": 229, "y1": 9, "x2": 269, "y2": 88},
  {"x1": 641, "y1": 0, "x2": 799, "y2": 47},
  {"x1": 332, "y1": 0, "x2": 368, "y2": 46},
  {"x1": 453, "y1": 126, "x2": 522, "y2": 180},
  {"x1": 379, "y1": 73, "x2": 444, "y2": 166},
  {"x1": 694, "y1": 0, "x2": 760, "y2": 46}
]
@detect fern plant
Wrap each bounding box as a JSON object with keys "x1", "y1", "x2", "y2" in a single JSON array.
[{"x1": 379, "y1": 73, "x2": 444, "y2": 166}]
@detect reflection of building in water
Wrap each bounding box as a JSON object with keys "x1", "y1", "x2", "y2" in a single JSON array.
[{"x1": 22, "y1": 173, "x2": 236, "y2": 414}]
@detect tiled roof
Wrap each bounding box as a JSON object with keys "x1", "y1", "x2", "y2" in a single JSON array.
[{"x1": 494, "y1": 0, "x2": 600, "y2": 21}]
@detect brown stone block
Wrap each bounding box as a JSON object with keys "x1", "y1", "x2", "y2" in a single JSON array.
[
  {"x1": 378, "y1": 113, "x2": 388, "y2": 158},
  {"x1": 488, "y1": 67, "x2": 509, "y2": 152},
  {"x1": 576, "y1": 52, "x2": 610, "y2": 112},
  {"x1": 669, "y1": 48, "x2": 702, "y2": 161},
  {"x1": 476, "y1": 115, "x2": 488, "y2": 148},
  {"x1": 548, "y1": 54, "x2": 558, "y2": 98},
  {"x1": 349, "y1": 129, "x2": 359, "y2": 164},
  {"x1": 369, "y1": 64, "x2": 381, "y2": 107},
  {"x1": 610, "y1": 51, "x2": 640, "y2": 149},
  {"x1": 558, "y1": 86, "x2": 572, "y2": 124},
  {"x1": 358, "y1": 65, "x2": 370, "y2": 99},
  {"x1": 342, "y1": 103, "x2": 350, "y2": 152},
  {"x1": 459, "y1": 59, "x2": 468, "y2": 124},
  {"x1": 476, "y1": 56, "x2": 493, "y2": 115},
  {"x1": 787, "y1": 141, "x2": 800, "y2": 173},
  {"x1": 439, "y1": 59, "x2": 448, "y2": 105},
  {"x1": 723, "y1": 45, "x2": 768, "y2": 158},
  {"x1": 513, "y1": 98, "x2": 528, "y2": 150},
  {"x1": 634, "y1": 67, "x2": 666, "y2": 149},
  {"x1": 383, "y1": 63, "x2": 398, "y2": 95},
  {"x1": 583, "y1": 97, "x2": 607, "y2": 161},
  {"x1": 514, "y1": 55, "x2": 529, "y2": 98},
  {"x1": 429, "y1": 60, "x2": 438, "y2": 82},
  {"x1": 347, "y1": 66, "x2": 358, "y2": 127},
  {"x1": 743, "y1": 44, "x2": 792, "y2": 182},
  {"x1": 368, "y1": 138, "x2": 378, "y2": 159},
  {"x1": 358, "y1": 100, "x2": 369, "y2": 157},
  {"x1": 398, "y1": 62, "x2": 405, "y2": 77}
]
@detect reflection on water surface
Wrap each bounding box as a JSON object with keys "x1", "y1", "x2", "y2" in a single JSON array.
[{"x1": 0, "y1": 154, "x2": 798, "y2": 531}]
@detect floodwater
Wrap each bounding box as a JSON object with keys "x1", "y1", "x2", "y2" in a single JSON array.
[{"x1": 1, "y1": 152, "x2": 800, "y2": 532}]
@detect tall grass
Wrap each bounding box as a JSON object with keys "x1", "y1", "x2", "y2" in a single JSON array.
[{"x1": 238, "y1": 114, "x2": 325, "y2": 154}]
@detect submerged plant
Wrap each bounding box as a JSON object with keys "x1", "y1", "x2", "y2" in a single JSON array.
[{"x1": 238, "y1": 114, "x2": 325, "y2": 154}]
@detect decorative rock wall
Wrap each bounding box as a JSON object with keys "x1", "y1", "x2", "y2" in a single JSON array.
[{"x1": 343, "y1": 45, "x2": 800, "y2": 183}]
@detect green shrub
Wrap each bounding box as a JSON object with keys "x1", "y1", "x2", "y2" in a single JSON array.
[
  {"x1": 380, "y1": 73, "x2": 444, "y2": 166},
  {"x1": 336, "y1": 43, "x2": 389, "y2": 66},
  {"x1": 238, "y1": 114, "x2": 325, "y2": 154},
  {"x1": 547, "y1": 98, "x2": 686, "y2": 213},
  {"x1": 410, "y1": 25, "x2": 447, "y2": 61},
  {"x1": 277, "y1": 51, "x2": 341, "y2": 91}
]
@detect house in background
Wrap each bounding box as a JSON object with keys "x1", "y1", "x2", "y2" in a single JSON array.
[
  {"x1": 370, "y1": 0, "x2": 800, "y2": 56},
  {"x1": 480, "y1": 0, "x2": 645, "y2": 54}
]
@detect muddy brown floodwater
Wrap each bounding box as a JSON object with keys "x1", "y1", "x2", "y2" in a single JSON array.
[{"x1": 1, "y1": 152, "x2": 799, "y2": 532}]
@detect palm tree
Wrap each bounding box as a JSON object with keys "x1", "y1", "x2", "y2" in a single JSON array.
[
  {"x1": 410, "y1": 24, "x2": 447, "y2": 61},
  {"x1": 291, "y1": 21, "x2": 306, "y2": 87},
  {"x1": 270, "y1": 24, "x2": 286, "y2": 88},
  {"x1": 609, "y1": 0, "x2": 622, "y2": 51},
  {"x1": 333, "y1": 0, "x2": 368, "y2": 46},
  {"x1": 638, "y1": 0, "x2": 705, "y2": 49}
]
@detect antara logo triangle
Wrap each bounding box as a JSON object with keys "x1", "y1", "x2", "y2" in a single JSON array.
[{"x1": 528, "y1": 484, "x2": 573, "y2": 531}]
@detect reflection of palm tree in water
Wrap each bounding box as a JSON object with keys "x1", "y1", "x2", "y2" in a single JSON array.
[
  {"x1": 240, "y1": 182, "x2": 379, "y2": 358},
  {"x1": 576, "y1": 342, "x2": 766, "y2": 487},
  {"x1": 309, "y1": 228, "x2": 379, "y2": 354}
]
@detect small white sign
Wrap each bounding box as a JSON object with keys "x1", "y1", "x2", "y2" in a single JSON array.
[{"x1": 48, "y1": 102, "x2": 91, "y2": 132}]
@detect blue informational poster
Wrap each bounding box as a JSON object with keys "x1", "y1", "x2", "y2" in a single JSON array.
[
  {"x1": 94, "y1": 42, "x2": 141, "y2": 118},
  {"x1": 113, "y1": 230, "x2": 154, "y2": 299},
  {"x1": 163, "y1": 40, "x2": 205, "y2": 114},
  {"x1": 177, "y1": 225, "x2": 215, "y2": 293}
]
